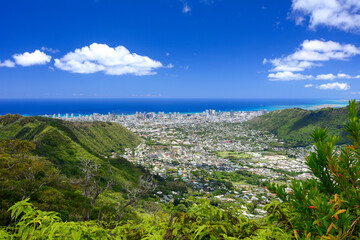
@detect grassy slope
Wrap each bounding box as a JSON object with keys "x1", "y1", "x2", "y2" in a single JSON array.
[
  {"x1": 0, "y1": 115, "x2": 144, "y2": 187},
  {"x1": 247, "y1": 105, "x2": 351, "y2": 147},
  {"x1": 67, "y1": 121, "x2": 140, "y2": 157}
]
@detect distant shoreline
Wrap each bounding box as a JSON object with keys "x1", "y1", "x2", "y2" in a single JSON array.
[
  {"x1": 308, "y1": 104, "x2": 342, "y2": 110},
  {"x1": 0, "y1": 99, "x2": 349, "y2": 116}
]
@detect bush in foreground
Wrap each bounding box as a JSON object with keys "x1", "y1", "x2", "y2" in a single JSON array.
[{"x1": 268, "y1": 100, "x2": 360, "y2": 239}]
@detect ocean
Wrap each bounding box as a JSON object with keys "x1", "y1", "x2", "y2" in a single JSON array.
[{"x1": 0, "y1": 98, "x2": 349, "y2": 116}]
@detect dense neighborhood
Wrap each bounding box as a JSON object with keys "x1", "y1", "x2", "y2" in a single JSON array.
[{"x1": 57, "y1": 110, "x2": 313, "y2": 217}]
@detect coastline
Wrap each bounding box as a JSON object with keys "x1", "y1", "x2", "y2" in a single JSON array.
[
  {"x1": 0, "y1": 98, "x2": 349, "y2": 117},
  {"x1": 307, "y1": 104, "x2": 343, "y2": 110}
]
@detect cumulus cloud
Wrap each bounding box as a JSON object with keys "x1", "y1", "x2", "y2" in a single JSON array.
[
  {"x1": 13, "y1": 50, "x2": 52, "y2": 67},
  {"x1": 268, "y1": 71, "x2": 313, "y2": 81},
  {"x1": 337, "y1": 73, "x2": 352, "y2": 79},
  {"x1": 316, "y1": 82, "x2": 350, "y2": 90},
  {"x1": 316, "y1": 73, "x2": 336, "y2": 80},
  {"x1": 54, "y1": 43, "x2": 163, "y2": 76},
  {"x1": 264, "y1": 39, "x2": 360, "y2": 73},
  {"x1": 291, "y1": 0, "x2": 360, "y2": 32},
  {"x1": 0, "y1": 59, "x2": 15, "y2": 68},
  {"x1": 305, "y1": 84, "x2": 313, "y2": 88},
  {"x1": 264, "y1": 39, "x2": 360, "y2": 82},
  {"x1": 263, "y1": 58, "x2": 316, "y2": 72}
]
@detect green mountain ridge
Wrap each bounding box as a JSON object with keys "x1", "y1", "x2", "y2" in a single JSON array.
[
  {"x1": 0, "y1": 114, "x2": 144, "y2": 186},
  {"x1": 247, "y1": 104, "x2": 355, "y2": 146}
]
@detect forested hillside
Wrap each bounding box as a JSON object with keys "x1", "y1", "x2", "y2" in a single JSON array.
[
  {"x1": 247, "y1": 104, "x2": 352, "y2": 146},
  {"x1": 0, "y1": 114, "x2": 142, "y2": 179},
  {"x1": 0, "y1": 115, "x2": 148, "y2": 225}
]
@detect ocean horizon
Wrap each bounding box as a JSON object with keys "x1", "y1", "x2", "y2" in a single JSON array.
[{"x1": 0, "y1": 98, "x2": 350, "y2": 117}]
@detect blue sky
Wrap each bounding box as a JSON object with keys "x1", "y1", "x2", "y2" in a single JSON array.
[{"x1": 1, "y1": 0, "x2": 360, "y2": 99}]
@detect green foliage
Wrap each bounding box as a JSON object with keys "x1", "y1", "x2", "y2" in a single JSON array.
[
  {"x1": 247, "y1": 105, "x2": 352, "y2": 146},
  {"x1": 5, "y1": 199, "x2": 110, "y2": 240},
  {"x1": 0, "y1": 115, "x2": 149, "y2": 227},
  {"x1": 0, "y1": 114, "x2": 145, "y2": 190},
  {"x1": 4, "y1": 102, "x2": 360, "y2": 239},
  {"x1": 214, "y1": 171, "x2": 261, "y2": 186},
  {"x1": 68, "y1": 121, "x2": 141, "y2": 157},
  {"x1": 216, "y1": 151, "x2": 252, "y2": 160},
  {"x1": 0, "y1": 114, "x2": 22, "y2": 126},
  {"x1": 165, "y1": 181, "x2": 188, "y2": 193},
  {"x1": 267, "y1": 100, "x2": 360, "y2": 239},
  {"x1": 2, "y1": 198, "x2": 293, "y2": 239},
  {"x1": 0, "y1": 138, "x2": 89, "y2": 224}
]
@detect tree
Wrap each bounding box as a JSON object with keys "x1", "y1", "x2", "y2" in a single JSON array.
[
  {"x1": 116, "y1": 175, "x2": 156, "y2": 221},
  {"x1": 165, "y1": 181, "x2": 187, "y2": 193},
  {"x1": 0, "y1": 139, "x2": 59, "y2": 227},
  {"x1": 267, "y1": 100, "x2": 360, "y2": 239},
  {"x1": 78, "y1": 158, "x2": 114, "y2": 221},
  {"x1": 0, "y1": 139, "x2": 58, "y2": 200}
]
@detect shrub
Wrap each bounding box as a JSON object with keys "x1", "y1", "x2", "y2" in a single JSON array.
[{"x1": 267, "y1": 100, "x2": 360, "y2": 239}]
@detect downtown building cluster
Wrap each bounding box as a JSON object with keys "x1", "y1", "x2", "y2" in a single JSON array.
[{"x1": 47, "y1": 109, "x2": 268, "y2": 126}]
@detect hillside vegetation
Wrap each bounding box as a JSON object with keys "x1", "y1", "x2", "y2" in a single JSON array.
[
  {"x1": 247, "y1": 104, "x2": 352, "y2": 146},
  {"x1": 0, "y1": 114, "x2": 149, "y2": 225},
  {"x1": 2, "y1": 100, "x2": 360, "y2": 239},
  {"x1": 2, "y1": 102, "x2": 360, "y2": 239},
  {"x1": 0, "y1": 114, "x2": 143, "y2": 184}
]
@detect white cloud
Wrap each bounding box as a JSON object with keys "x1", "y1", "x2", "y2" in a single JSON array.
[
  {"x1": 291, "y1": 0, "x2": 360, "y2": 32},
  {"x1": 0, "y1": 59, "x2": 15, "y2": 68},
  {"x1": 264, "y1": 58, "x2": 317, "y2": 72},
  {"x1": 54, "y1": 43, "x2": 163, "y2": 76},
  {"x1": 305, "y1": 84, "x2": 313, "y2": 88},
  {"x1": 182, "y1": 2, "x2": 191, "y2": 13},
  {"x1": 268, "y1": 71, "x2": 313, "y2": 81},
  {"x1": 166, "y1": 64, "x2": 174, "y2": 68},
  {"x1": 316, "y1": 73, "x2": 336, "y2": 80},
  {"x1": 315, "y1": 73, "x2": 360, "y2": 80},
  {"x1": 269, "y1": 71, "x2": 360, "y2": 81},
  {"x1": 264, "y1": 39, "x2": 360, "y2": 73},
  {"x1": 13, "y1": 50, "x2": 52, "y2": 67},
  {"x1": 337, "y1": 73, "x2": 352, "y2": 79},
  {"x1": 316, "y1": 82, "x2": 350, "y2": 90},
  {"x1": 264, "y1": 39, "x2": 360, "y2": 82}
]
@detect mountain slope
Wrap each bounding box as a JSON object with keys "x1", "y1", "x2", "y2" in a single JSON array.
[
  {"x1": 247, "y1": 105, "x2": 352, "y2": 146},
  {"x1": 0, "y1": 114, "x2": 144, "y2": 186}
]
